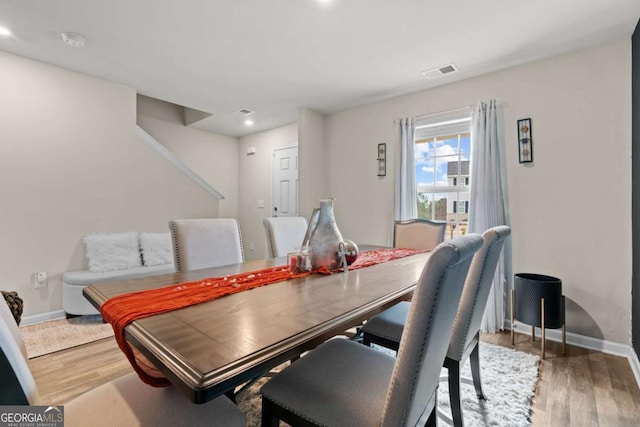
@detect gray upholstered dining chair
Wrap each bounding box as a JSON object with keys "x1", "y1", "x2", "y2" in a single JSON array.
[
  {"x1": 0, "y1": 298, "x2": 245, "y2": 426},
  {"x1": 393, "y1": 218, "x2": 447, "y2": 251},
  {"x1": 260, "y1": 234, "x2": 483, "y2": 427},
  {"x1": 361, "y1": 225, "x2": 511, "y2": 427},
  {"x1": 169, "y1": 218, "x2": 244, "y2": 272},
  {"x1": 263, "y1": 216, "x2": 308, "y2": 258}
]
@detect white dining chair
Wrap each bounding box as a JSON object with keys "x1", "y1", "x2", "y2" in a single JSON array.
[
  {"x1": 393, "y1": 218, "x2": 447, "y2": 251},
  {"x1": 169, "y1": 218, "x2": 244, "y2": 272},
  {"x1": 0, "y1": 297, "x2": 245, "y2": 426},
  {"x1": 260, "y1": 234, "x2": 483, "y2": 427},
  {"x1": 263, "y1": 216, "x2": 308, "y2": 258}
]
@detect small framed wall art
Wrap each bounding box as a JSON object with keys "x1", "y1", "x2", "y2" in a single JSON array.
[
  {"x1": 377, "y1": 143, "x2": 386, "y2": 176},
  {"x1": 517, "y1": 118, "x2": 533, "y2": 163}
]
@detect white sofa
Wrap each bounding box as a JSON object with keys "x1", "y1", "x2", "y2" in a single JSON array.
[{"x1": 63, "y1": 231, "x2": 175, "y2": 316}]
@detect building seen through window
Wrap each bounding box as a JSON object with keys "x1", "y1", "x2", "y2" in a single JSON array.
[{"x1": 414, "y1": 111, "x2": 471, "y2": 239}]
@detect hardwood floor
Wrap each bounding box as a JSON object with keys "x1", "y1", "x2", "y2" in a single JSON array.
[
  {"x1": 483, "y1": 332, "x2": 640, "y2": 426},
  {"x1": 29, "y1": 337, "x2": 132, "y2": 405},
  {"x1": 28, "y1": 331, "x2": 640, "y2": 425}
]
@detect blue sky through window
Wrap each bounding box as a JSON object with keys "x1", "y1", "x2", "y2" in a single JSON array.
[{"x1": 415, "y1": 136, "x2": 471, "y2": 187}]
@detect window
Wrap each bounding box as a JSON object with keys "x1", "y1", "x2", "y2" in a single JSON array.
[
  {"x1": 414, "y1": 110, "x2": 471, "y2": 239},
  {"x1": 453, "y1": 200, "x2": 468, "y2": 213}
]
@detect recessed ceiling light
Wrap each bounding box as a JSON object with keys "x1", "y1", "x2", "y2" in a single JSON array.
[
  {"x1": 0, "y1": 26, "x2": 12, "y2": 37},
  {"x1": 61, "y1": 32, "x2": 86, "y2": 48},
  {"x1": 244, "y1": 119, "x2": 254, "y2": 126}
]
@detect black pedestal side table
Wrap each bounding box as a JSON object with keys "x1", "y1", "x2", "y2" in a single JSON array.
[{"x1": 511, "y1": 273, "x2": 565, "y2": 359}]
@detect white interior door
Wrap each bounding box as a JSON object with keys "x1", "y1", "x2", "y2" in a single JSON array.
[{"x1": 272, "y1": 146, "x2": 298, "y2": 217}]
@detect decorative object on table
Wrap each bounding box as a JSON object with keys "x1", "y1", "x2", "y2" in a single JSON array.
[
  {"x1": 511, "y1": 273, "x2": 565, "y2": 359},
  {"x1": 287, "y1": 247, "x2": 311, "y2": 274},
  {"x1": 301, "y1": 208, "x2": 320, "y2": 250},
  {"x1": 2, "y1": 290, "x2": 23, "y2": 326},
  {"x1": 517, "y1": 118, "x2": 533, "y2": 163},
  {"x1": 337, "y1": 242, "x2": 349, "y2": 271},
  {"x1": 342, "y1": 239, "x2": 359, "y2": 265},
  {"x1": 307, "y1": 199, "x2": 345, "y2": 271},
  {"x1": 377, "y1": 143, "x2": 386, "y2": 176},
  {"x1": 336, "y1": 240, "x2": 360, "y2": 271}
]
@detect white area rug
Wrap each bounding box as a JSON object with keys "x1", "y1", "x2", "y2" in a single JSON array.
[
  {"x1": 20, "y1": 315, "x2": 114, "y2": 359},
  {"x1": 237, "y1": 341, "x2": 539, "y2": 427},
  {"x1": 437, "y1": 342, "x2": 539, "y2": 426}
]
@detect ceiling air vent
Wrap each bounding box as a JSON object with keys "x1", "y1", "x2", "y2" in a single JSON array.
[
  {"x1": 233, "y1": 108, "x2": 254, "y2": 116},
  {"x1": 422, "y1": 63, "x2": 459, "y2": 79}
]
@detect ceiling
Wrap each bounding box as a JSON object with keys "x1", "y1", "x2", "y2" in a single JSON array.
[{"x1": 1, "y1": 0, "x2": 639, "y2": 137}]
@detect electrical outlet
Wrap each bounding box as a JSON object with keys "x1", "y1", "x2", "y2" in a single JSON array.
[
  {"x1": 249, "y1": 242, "x2": 254, "y2": 251},
  {"x1": 33, "y1": 272, "x2": 47, "y2": 289}
]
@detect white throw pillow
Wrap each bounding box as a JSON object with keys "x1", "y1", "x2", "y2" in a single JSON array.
[
  {"x1": 84, "y1": 232, "x2": 142, "y2": 273},
  {"x1": 140, "y1": 232, "x2": 173, "y2": 266}
]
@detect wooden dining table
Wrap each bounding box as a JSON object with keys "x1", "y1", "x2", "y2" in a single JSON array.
[{"x1": 83, "y1": 250, "x2": 432, "y2": 404}]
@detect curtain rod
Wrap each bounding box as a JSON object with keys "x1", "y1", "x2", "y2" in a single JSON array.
[
  {"x1": 414, "y1": 106, "x2": 470, "y2": 121},
  {"x1": 393, "y1": 99, "x2": 505, "y2": 127},
  {"x1": 413, "y1": 99, "x2": 505, "y2": 121}
]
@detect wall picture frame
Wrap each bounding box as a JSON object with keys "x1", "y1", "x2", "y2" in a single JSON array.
[
  {"x1": 517, "y1": 118, "x2": 533, "y2": 163},
  {"x1": 377, "y1": 143, "x2": 386, "y2": 176}
]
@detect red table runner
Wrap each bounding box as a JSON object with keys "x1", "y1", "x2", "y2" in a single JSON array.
[{"x1": 101, "y1": 248, "x2": 424, "y2": 386}]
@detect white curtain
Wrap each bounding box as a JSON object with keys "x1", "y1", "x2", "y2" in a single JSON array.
[
  {"x1": 395, "y1": 118, "x2": 417, "y2": 221},
  {"x1": 469, "y1": 100, "x2": 510, "y2": 333}
]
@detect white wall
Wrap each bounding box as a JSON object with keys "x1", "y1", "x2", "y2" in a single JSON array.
[
  {"x1": 238, "y1": 123, "x2": 298, "y2": 260},
  {"x1": 325, "y1": 38, "x2": 632, "y2": 344},
  {"x1": 0, "y1": 52, "x2": 219, "y2": 317},
  {"x1": 136, "y1": 95, "x2": 239, "y2": 218},
  {"x1": 298, "y1": 108, "x2": 329, "y2": 217}
]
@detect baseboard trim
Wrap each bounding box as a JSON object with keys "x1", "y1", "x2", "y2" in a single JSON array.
[
  {"x1": 21, "y1": 310, "x2": 66, "y2": 326},
  {"x1": 506, "y1": 320, "x2": 640, "y2": 391},
  {"x1": 507, "y1": 320, "x2": 630, "y2": 357}
]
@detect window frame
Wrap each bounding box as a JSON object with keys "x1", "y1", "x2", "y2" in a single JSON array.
[{"x1": 413, "y1": 109, "x2": 471, "y2": 240}]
